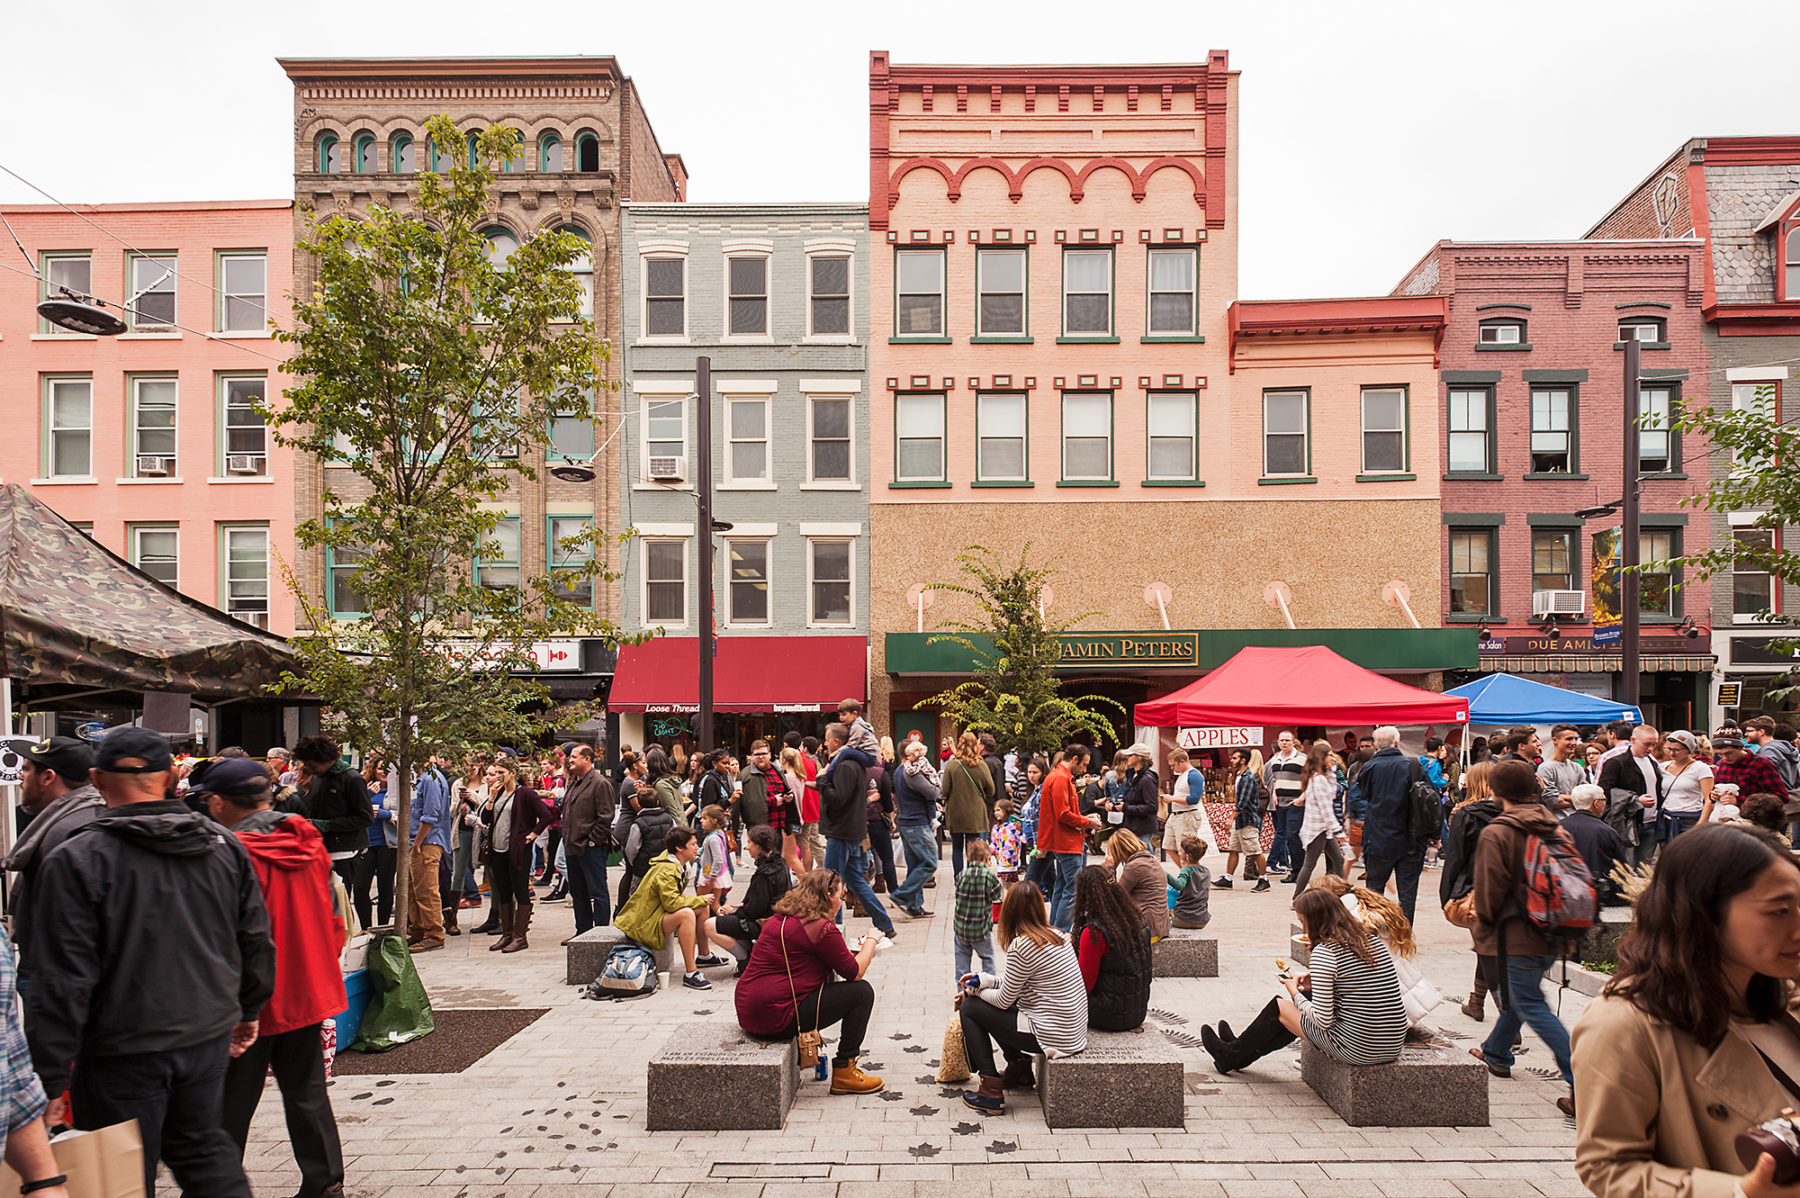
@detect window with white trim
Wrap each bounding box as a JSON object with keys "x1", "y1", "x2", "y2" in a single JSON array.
[
  {"x1": 549, "y1": 515, "x2": 594, "y2": 607},
  {"x1": 218, "y1": 254, "x2": 266, "y2": 333},
  {"x1": 643, "y1": 395, "x2": 687, "y2": 479},
  {"x1": 1448, "y1": 529, "x2": 1494, "y2": 615},
  {"x1": 1478, "y1": 319, "x2": 1524, "y2": 344},
  {"x1": 807, "y1": 539, "x2": 852, "y2": 627},
  {"x1": 1530, "y1": 387, "x2": 1574, "y2": 473},
  {"x1": 977, "y1": 393, "x2": 1027, "y2": 482},
  {"x1": 1531, "y1": 529, "x2": 1575, "y2": 592},
  {"x1": 549, "y1": 389, "x2": 595, "y2": 461},
  {"x1": 39, "y1": 254, "x2": 92, "y2": 333},
  {"x1": 727, "y1": 256, "x2": 768, "y2": 336},
  {"x1": 475, "y1": 516, "x2": 522, "y2": 605},
  {"x1": 1618, "y1": 316, "x2": 1665, "y2": 343},
  {"x1": 977, "y1": 249, "x2": 1025, "y2": 336},
  {"x1": 1640, "y1": 529, "x2": 1678, "y2": 616},
  {"x1": 129, "y1": 254, "x2": 177, "y2": 330},
  {"x1": 46, "y1": 377, "x2": 92, "y2": 478},
  {"x1": 809, "y1": 255, "x2": 851, "y2": 336},
  {"x1": 643, "y1": 538, "x2": 686, "y2": 626},
  {"x1": 1262, "y1": 390, "x2": 1308, "y2": 477},
  {"x1": 1734, "y1": 529, "x2": 1778, "y2": 619},
  {"x1": 130, "y1": 376, "x2": 178, "y2": 477},
  {"x1": 131, "y1": 525, "x2": 179, "y2": 588},
  {"x1": 644, "y1": 258, "x2": 685, "y2": 337},
  {"x1": 1639, "y1": 386, "x2": 1675, "y2": 473},
  {"x1": 895, "y1": 250, "x2": 944, "y2": 337},
  {"x1": 1147, "y1": 249, "x2": 1197, "y2": 335},
  {"x1": 725, "y1": 395, "x2": 770, "y2": 483},
  {"x1": 1146, "y1": 391, "x2": 1197, "y2": 480},
  {"x1": 1360, "y1": 387, "x2": 1407, "y2": 474},
  {"x1": 725, "y1": 538, "x2": 770, "y2": 627},
  {"x1": 1730, "y1": 381, "x2": 1778, "y2": 477},
  {"x1": 222, "y1": 524, "x2": 270, "y2": 628},
  {"x1": 894, "y1": 393, "x2": 945, "y2": 483},
  {"x1": 1061, "y1": 392, "x2": 1112, "y2": 481},
  {"x1": 1062, "y1": 250, "x2": 1112, "y2": 336},
  {"x1": 808, "y1": 395, "x2": 852, "y2": 483}
]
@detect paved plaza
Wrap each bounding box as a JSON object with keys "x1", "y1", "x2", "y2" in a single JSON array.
[{"x1": 244, "y1": 853, "x2": 1591, "y2": 1198}]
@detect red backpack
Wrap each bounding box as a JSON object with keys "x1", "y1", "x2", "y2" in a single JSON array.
[{"x1": 1518, "y1": 828, "x2": 1598, "y2": 935}]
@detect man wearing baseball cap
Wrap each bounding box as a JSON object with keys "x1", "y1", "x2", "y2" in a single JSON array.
[
  {"x1": 22, "y1": 726, "x2": 274, "y2": 1198},
  {"x1": 193, "y1": 755, "x2": 347, "y2": 1198},
  {"x1": 1712, "y1": 728, "x2": 1791, "y2": 804},
  {"x1": 1, "y1": 737, "x2": 99, "y2": 970}
]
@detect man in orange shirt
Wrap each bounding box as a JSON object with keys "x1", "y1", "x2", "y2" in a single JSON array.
[{"x1": 1037, "y1": 744, "x2": 1101, "y2": 929}]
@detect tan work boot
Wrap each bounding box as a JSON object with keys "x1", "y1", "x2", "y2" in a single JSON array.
[
  {"x1": 488, "y1": 902, "x2": 515, "y2": 951},
  {"x1": 829, "y1": 1056, "x2": 884, "y2": 1095}
]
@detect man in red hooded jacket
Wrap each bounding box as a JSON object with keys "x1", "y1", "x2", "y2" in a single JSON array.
[{"x1": 195, "y1": 756, "x2": 348, "y2": 1198}]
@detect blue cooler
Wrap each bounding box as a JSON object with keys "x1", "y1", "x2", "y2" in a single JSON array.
[{"x1": 332, "y1": 968, "x2": 373, "y2": 1052}]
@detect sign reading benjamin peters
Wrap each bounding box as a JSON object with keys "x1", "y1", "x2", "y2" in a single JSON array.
[{"x1": 1056, "y1": 633, "x2": 1201, "y2": 670}]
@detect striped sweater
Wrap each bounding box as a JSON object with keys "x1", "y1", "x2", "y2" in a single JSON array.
[
  {"x1": 1296, "y1": 936, "x2": 1408, "y2": 1066},
  {"x1": 980, "y1": 935, "x2": 1088, "y2": 1056}
]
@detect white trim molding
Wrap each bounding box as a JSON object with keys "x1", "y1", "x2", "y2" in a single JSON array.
[
  {"x1": 798, "y1": 378, "x2": 863, "y2": 394},
  {"x1": 800, "y1": 522, "x2": 863, "y2": 537},
  {"x1": 1727, "y1": 366, "x2": 1790, "y2": 382},
  {"x1": 726, "y1": 523, "x2": 779, "y2": 537},
  {"x1": 636, "y1": 239, "x2": 690, "y2": 257},
  {"x1": 721, "y1": 237, "x2": 776, "y2": 255},
  {"x1": 634, "y1": 522, "x2": 695, "y2": 537},
  {"x1": 715, "y1": 379, "x2": 780, "y2": 394},
  {"x1": 629, "y1": 377, "x2": 696, "y2": 395}
]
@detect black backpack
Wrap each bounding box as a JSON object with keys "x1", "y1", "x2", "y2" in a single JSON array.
[{"x1": 1406, "y1": 760, "x2": 1444, "y2": 843}]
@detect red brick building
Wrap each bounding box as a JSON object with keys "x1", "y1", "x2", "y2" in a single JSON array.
[{"x1": 1394, "y1": 239, "x2": 1714, "y2": 730}]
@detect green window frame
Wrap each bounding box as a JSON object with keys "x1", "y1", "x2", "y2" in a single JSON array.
[
  {"x1": 219, "y1": 375, "x2": 269, "y2": 475},
  {"x1": 1446, "y1": 387, "x2": 1494, "y2": 474},
  {"x1": 548, "y1": 515, "x2": 595, "y2": 609},
  {"x1": 38, "y1": 253, "x2": 93, "y2": 333},
  {"x1": 549, "y1": 388, "x2": 595, "y2": 461},
  {"x1": 128, "y1": 523, "x2": 180, "y2": 589},
  {"x1": 558, "y1": 226, "x2": 593, "y2": 319},
  {"x1": 1448, "y1": 527, "x2": 1497, "y2": 617},
  {"x1": 1146, "y1": 248, "x2": 1198, "y2": 337},
  {"x1": 390, "y1": 133, "x2": 415, "y2": 173},
  {"x1": 219, "y1": 523, "x2": 271, "y2": 628},
  {"x1": 127, "y1": 253, "x2": 177, "y2": 330},
  {"x1": 43, "y1": 374, "x2": 93, "y2": 479},
  {"x1": 352, "y1": 133, "x2": 376, "y2": 174},
  {"x1": 975, "y1": 248, "x2": 1027, "y2": 338},
  {"x1": 1145, "y1": 391, "x2": 1199, "y2": 483},
  {"x1": 1060, "y1": 391, "x2": 1113, "y2": 483},
  {"x1": 1638, "y1": 385, "x2": 1680, "y2": 473},
  {"x1": 976, "y1": 392, "x2": 1029, "y2": 484},
  {"x1": 893, "y1": 392, "x2": 946, "y2": 484},
  {"x1": 1529, "y1": 386, "x2": 1578, "y2": 474},
  {"x1": 325, "y1": 531, "x2": 368, "y2": 619},
  {"x1": 894, "y1": 249, "x2": 945, "y2": 339},
  {"x1": 216, "y1": 252, "x2": 266, "y2": 333},
  {"x1": 575, "y1": 131, "x2": 600, "y2": 173},
  {"x1": 539, "y1": 131, "x2": 563, "y2": 173},
  {"x1": 1061, "y1": 249, "x2": 1113, "y2": 338},
  {"x1": 1261, "y1": 389, "x2": 1310, "y2": 479},
  {"x1": 128, "y1": 374, "x2": 178, "y2": 477},
  {"x1": 465, "y1": 130, "x2": 482, "y2": 169},
  {"x1": 474, "y1": 515, "x2": 522, "y2": 606},
  {"x1": 316, "y1": 133, "x2": 339, "y2": 174}
]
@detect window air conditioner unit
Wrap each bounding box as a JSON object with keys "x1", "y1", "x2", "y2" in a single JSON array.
[
  {"x1": 646, "y1": 456, "x2": 685, "y2": 481},
  {"x1": 1532, "y1": 589, "x2": 1586, "y2": 618},
  {"x1": 226, "y1": 454, "x2": 263, "y2": 474},
  {"x1": 135, "y1": 455, "x2": 173, "y2": 477}
]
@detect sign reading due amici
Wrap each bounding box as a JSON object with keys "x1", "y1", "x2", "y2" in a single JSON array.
[{"x1": 1056, "y1": 633, "x2": 1201, "y2": 671}]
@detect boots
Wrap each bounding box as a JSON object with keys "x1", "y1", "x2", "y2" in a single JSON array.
[
  {"x1": 474, "y1": 896, "x2": 503, "y2": 935},
  {"x1": 1201, "y1": 997, "x2": 1297, "y2": 1074},
  {"x1": 962, "y1": 1072, "x2": 1006, "y2": 1114},
  {"x1": 1001, "y1": 1058, "x2": 1036, "y2": 1090},
  {"x1": 1461, "y1": 990, "x2": 1486, "y2": 1022},
  {"x1": 501, "y1": 903, "x2": 533, "y2": 953},
  {"x1": 829, "y1": 1056, "x2": 884, "y2": 1095},
  {"x1": 443, "y1": 904, "x2": 461, "y2": 936},
  {"x1": 488, "y1": 902, "x2": 516, "y2": 950}
]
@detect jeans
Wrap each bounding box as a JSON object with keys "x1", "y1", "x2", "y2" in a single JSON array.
[
  {"x1": 72, "y1": 1034, "x2": 252, "y2": 1198},
  {"x1": 950, "y1": 831, "x2": 978, "y2": 875},
  {"x1": 451, "y1": 829, "x2": 478, "y2": 895},
  {"x1": 1660, "y1": 811, "x2": 1701, "y2": 843},
  {"x1": 955, "y1": 933, "x2": 997, "y2": 979},
  {"x1": 868, "y1": 821, "x2": 899, "y2": 892},
  {"x1": 1278, "y1": 806, "x2": 1305, "y2": 873},
  {"x1": 959, "y1": 993, "x2": 1042, "y2": 1077},
  {"x1": 1266, "y1": 806, "x2": 1297, "y2": 871},
  {"x1": 825, "y1": 838, "x2": 895, "y2": 935},
  {"x1": 1048, "y1": 851, "x2": 1083, "y2": 929},
  {"x1": 893, "y1": 825, "x2": 938, "y2": 912},
  {"x1": 1480, "y1": 953, "x2": 1573, "y2": 1085},
  {"x1": 222, "y1": 1022, "x2": 343, "y2": 1198},
  {"x1": 758, "y1": 979, "x2": 874, "y2": 1064},
  {"x1": 353, "y1": 842, "x2": 395, "y2": 927},
  {"x1": 1362, "y1": 846, "x2": 1426, "y2": 925},
  {"x1": 565, "y1": 847, "x2": 611, "y2": 933},
  {"x1": 1024, "y1": 851, "x2": 1053, "y2": 896}
]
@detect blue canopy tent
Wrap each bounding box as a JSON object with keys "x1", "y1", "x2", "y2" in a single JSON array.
[{"x1": 1445, "y1": 674, "x2": 1642, "y2": 726}]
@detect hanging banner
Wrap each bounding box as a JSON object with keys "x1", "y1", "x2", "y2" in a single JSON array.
[
  {"x1": 1591, "y1": 527, "x2": 1623, "y2": 647},
  {"x1": 1177, "y1": 726, "x2": 1264, "y2": 751}
]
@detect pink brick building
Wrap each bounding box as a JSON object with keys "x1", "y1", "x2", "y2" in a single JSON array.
[{"x1": 0, "y1": 200, "x2": 296, "y2": 633}]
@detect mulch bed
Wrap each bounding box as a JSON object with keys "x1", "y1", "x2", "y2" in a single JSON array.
[{"x1": 335, "y1": 1008, "x2": 549, "y2": 1075}]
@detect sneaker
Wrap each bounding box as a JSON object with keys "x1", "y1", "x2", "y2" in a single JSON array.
[
  {"x1": 694, "y1": 954, "x2": 731, "y2": 967},
  {"x1": 1252, "y1": 878, "x2": 1272, "y2": 893},
  {"x1": 905, "y1": 907, "x2": 930, "y2": 920},
  {"x1": 1212, "y1": 876, "x2": 1234, "y2": 889},
  {"x1": 682, "y1": 971, "x2": 713, "y2": 990}
]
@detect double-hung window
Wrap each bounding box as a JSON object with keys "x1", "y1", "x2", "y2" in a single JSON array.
[
  {"x1": 1531, "y1": 530, "x2": 1575, "y2": 592},
  {"x1": 644, "y1": 257, "x2": 685, "y2": 337},
  {"x1": 549, "y1": 389, "x2": 595, "y2": 461},
  {"x1": 643, "y1": 539, "x2": 686, "y2": 626},
  {"x1": 725, "y1": 394, "x2": 770, "y2": 484},
  {"x1": 475, "y1": 516, "x2": 522, "y2": 605},
  {"x1": 1730, "y1": 382, "x2": 1778, "y2": 477},
  {"x1": 1734, "y1": 529, "x2": 1778, "y2": 619},
  {"x1": 560, "y1": 228, "x2": 593, "y2": 319},
  {"x1": 977, "y1": 393, "x2": 1027, "y2": 483},
  {"x1": 1062, "y1": 250, "x2": 1112, "y2": 336},
  {"x1": 1448, "y1": 529, "x2": 1495, "y2": 615},
  {"x1": 45, "y1": 377, "x2": 92, "y2": 478},
  {"x1": 131, "y1": 377, "x2": 178, "y2": 477},
  {"x1": 976, "y1": 249, "x2": 1026, "y2": 337},
  {"x1": 327, "y1": 538, "x2": 367, "y2": 617},
  {"x1": 1360, "y1": 387, "x2": 1407, "y2": 474},
  {"x1": 218, "y1": 254, "x2": 267, "y2": 333},
  {"x1": 894, "y1": 393, "x2": 945, "y2": 483},
  {"x1": 644, "y1": 395, "x2": 687, "y2": 480},
  {"x1": 222, "y1": 525, "x2": 270, "y2": 628},
  {"x1": 809, "y1": 255, "x2": 851, "y2": 336},
  {"x1": 727, "y1": 256, "x2": 769, "y2": 337},
  {"x1": 808, "y1": 539, "x2": 853, "y2": 627},
  {"x1": 1530, "y1": 387, "x2": 1574, "y2": 473},
  {"x1": 1061, "y1": 392, "x2": 1112, "y2": 482},
  {"x1": 1639, "y1": 387, "x2": 1675, "y2": 473},
  {"x1": 895, "y1": 250, "x2": 945, "y2": 337},
  {"x1": 1640, "y1": 530, "x2": 1678, "y2": 615},
  {"x1": 1146, "y1": 392, "x2": 1198, "y2": 481},
  {"x1": 549, "y1": 515, "x2": 594, "y2": 607},
  {"x1": 131, "y1": 524, "x2": 179, "y2": 588},
  {"x1": 808, "y1": 395, "x2": 852, "y2": 483},
  {"x1": 1447, "y1": 388, "x2": 1493, "y2": 473},
  {"x1": 1262, "y1": 390, "x2": 1309, "y2": 478},
  {"x1": 725, "y1": 538, "x2": 771, "y2": 627},
  {"x1": 129, "y1": 254, "x2": 177, "y2": 330},
  {"x1": 1147, "y1": 248, "x2": 1197, "y2": 336},
  {"x1": 39, "y1": 254, "x2": 92, "y2": 333}
]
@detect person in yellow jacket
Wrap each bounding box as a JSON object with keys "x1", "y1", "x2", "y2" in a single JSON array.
[{"x1": 613, "y1": 827, "x2": 726, "y2": 990}]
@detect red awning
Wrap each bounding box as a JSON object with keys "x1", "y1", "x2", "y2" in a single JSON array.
[
  {"x1": 1133, "y1": 645, "x2": 1467, "y2": 727},
  {"x1": 608, "y1": 635, "x2": 867, "y2": 714}
]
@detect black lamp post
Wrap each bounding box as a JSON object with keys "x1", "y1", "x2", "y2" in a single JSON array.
[{"x1": 1574, "y1": 338, "x2": 1644, "y2": 710}]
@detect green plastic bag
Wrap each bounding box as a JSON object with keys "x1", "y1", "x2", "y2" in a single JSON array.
[{"x1": 349, "y1": 933, "x2": 436, "y2": 1051}]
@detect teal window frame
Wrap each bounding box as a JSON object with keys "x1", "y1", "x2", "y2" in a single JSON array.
[
  {"x1": 1261, "y1": 388, "x2": 1311, "y2": 480},
  {"x1": 474, "y1": 515, "x2": 523, "y2": 607},
  {"x1": 428, "y1": 136, "x2": 454, "y2": 173},
  {"x1": 1059, "y1": 391, "x2": 1114, "y2": 484},
  {"x1": 548, "y1": 388, "x2": 595, "y2": 461},
  {"x1": 547, "y1": 515, "x2": 595, "y2": 609},
  {"x1": 43, "y1": 374, "x2": 93, "y2": 479},
  {"x1": 975, "y1": 391, "x2": 1029, "y2": 485},
  {"x1": 325, "y1": 528, "x2": 368, "y2": 619},
  {"x1": 894, "y1": 248, "x2": 946, "y2": 339},
  {"x1": 316, "y1": 133, "x2": 339, "y2": 174},
  {"x1": 558, "y1": 226, "x2": 593, "y2": 319},
  {"x1": 575, "y1": 131, "x2": 600, "y2": 173},
  {"x1": 218, "y1": 374, "x2": 269, "y2": 475},
  {"x1": 219, "y1": 523, "x2": 271, "y2": 628},
  {"x1": 893, "y1": 392, "x2": 946, "y2": 484},
  {"x1": 539, "y1": 131, "x2": 563, "y2": 173},
  {"x1": 352, "y1": 133, "x2": 376, "y2": 174},
  {"x1": 1061, "y1": 248, "x2": 1114, "y2": 339},
  {"x1": 1145, "y1": 247, "x2": 1198, "y2": 338},
  {"x1": 128, "y1": 374, "x2": 179, "y2": 476},
  {"x1": 1358, "y1": 384, "x2": 1411, "y2": 478},
  {"x1": 474, "y1": 392, "x2": 523, "y2": 462},
  {"x1": 390, "y1": 133, "x2": 415, "y2": 173},
  {"x1": 975, "y1": 248, "x2": 1028, "y2": 339},
  {"x1": 1145, "y1": 390, "x2": 1200, "y2": 483}
]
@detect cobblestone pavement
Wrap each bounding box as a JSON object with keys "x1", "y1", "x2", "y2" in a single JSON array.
[{"x1": 244, "y1": 850, "x2": 1592, "y2": 1198}]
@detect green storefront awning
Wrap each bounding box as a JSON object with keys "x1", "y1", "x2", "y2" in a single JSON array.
[{"x1": 885, "y1": 627, "x2": 1478, "y2": 676}]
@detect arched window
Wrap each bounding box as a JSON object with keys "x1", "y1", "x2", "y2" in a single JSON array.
[
  {"x1": 391, "y1": 133, "x2": 415, "y2": 173},
  {"x1": 540, "y1": 132, "x2": 563, "y2": 173},
  {"x1": 558, "y1": 226, "x2": 593, "y2": 318},
  {"x1": 430, "y1": 136, "x2": 454, "y2": 173},
  {"x1": 466, "y1": 130, "x2": 482, "y2": 169},
  {"x1": 316, "y1": 133, "x2": 340, "y2": 174},
  {"x1": 352, "y1": 133, "x2": 376, "y2": 174},
  {"x1": 483, "y1": 227, "x2": 519, "y2": 271},
  {"x1": 498, "y1": 129, "x2": 525, "y2": 173},
  {"x1": 576, "y1": 131, "x2": 600, "y2": 173}
]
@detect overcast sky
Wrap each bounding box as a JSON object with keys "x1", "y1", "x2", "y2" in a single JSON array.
[{"x1": 2, "y1": 0, "x2": 1791, "y2": 298}]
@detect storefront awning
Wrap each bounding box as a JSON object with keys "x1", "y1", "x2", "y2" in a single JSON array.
[
  {"x1": 1479, "y1": 654, "x2": 1717, "y2": 674},
  {"x1": 609, "y1": 635, "x2": 867, "y2": 714}
]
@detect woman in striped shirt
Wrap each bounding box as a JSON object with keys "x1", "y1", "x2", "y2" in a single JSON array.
[
  {"x1": 959, "y1": 881, "x2": 1088, "y2": 1114},
  {"x1": 1290, "y1": 742, "x2": 1348, "y2": 891},
  {"x1": 1199, "y1": 886, "x2": 1408, "y2": 1072}
]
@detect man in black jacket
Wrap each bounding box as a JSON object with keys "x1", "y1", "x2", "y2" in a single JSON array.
[
  {"x1": 1596, "y1": 723, "x2": 1663, "y2": 867},
  {"x1": 560, "y1": 746, "x2": 616, "y2": 942},
  {"x1": 25, "y1": 727, "x2": 274, "y2": 1198},
  {"x1": 1563, "y1": 784, "x2": 1626, "y2": 905},
  {"x1": 820, "y1": 722, "x2": 896, "y2": 939},
  {"x1": 1357, "y1": 727, "x2": 1429, "y2": 924},
  {"x1": 293, "y1": 734, "x2": 373, "y2": 888}
]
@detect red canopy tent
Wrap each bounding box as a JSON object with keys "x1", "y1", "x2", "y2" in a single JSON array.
[{"x1": 1133, "y1": 645, "x2": 1468, "y2": 728}]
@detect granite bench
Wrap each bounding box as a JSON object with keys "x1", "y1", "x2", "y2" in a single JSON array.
[
  {"x1": 1300, "y1": 1039, "x2": 1489, "y2": 1127},
  {"x1": 1150, "y1": 927, "x2": 1219, "y2": 977},
  {"x1": 1288, "y1": 934, "x2": 1311, "y2": 968},
  {"x1": 1576, "y1": 905, "x2": 1633, "y2": 966},
  {"x1": 646, "y1": 1022, "x2": 801, "y2": 1131},
  {"x1": 565, "y1": 925, "x2": 674, "y2": 987},
  {"x1": 1037, "y1": 1028, "x2": 1185, "y2": 1128}
]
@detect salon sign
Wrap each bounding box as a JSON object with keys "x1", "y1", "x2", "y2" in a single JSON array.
[{"x1": 1177, "y1": 726, "x2": 1264, "y2": 751}]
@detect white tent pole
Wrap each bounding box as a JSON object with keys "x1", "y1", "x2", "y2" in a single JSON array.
[{"x1": 1, "y1": 678, "x2": 15, "y2": 869}]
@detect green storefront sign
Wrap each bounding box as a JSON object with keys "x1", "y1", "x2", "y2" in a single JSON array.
[{"x1": 886, "y1": 627, "x2": 1477, "y2": 676}]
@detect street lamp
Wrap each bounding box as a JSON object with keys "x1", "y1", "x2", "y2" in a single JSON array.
[
  {"x1": 1573, "y1": 338, "x2": 1644, "y2": 709},
  {"x1": 2, "y1": 214, "x2": 133, "y2": 335}
]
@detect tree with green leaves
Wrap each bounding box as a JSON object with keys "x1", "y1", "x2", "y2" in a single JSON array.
[
  {"x1": 269, "y1": 115, "x2": 624, "y2": 939},
  {"x1": 916, "y1": 545, "x2": 1123, "y2": 759},
  {"x1": 1673, "y1": 386, "x2": 1797, "y2": 709}
]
